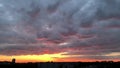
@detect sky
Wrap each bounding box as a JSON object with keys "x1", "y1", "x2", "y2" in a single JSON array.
[{"x1": 0, "y1": 0, "x2": 120, "y2": 63}]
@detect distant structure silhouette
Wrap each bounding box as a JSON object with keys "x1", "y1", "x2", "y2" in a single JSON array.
[{"x1": 12, "y1": 58, "x2": 16, "y2": 64}]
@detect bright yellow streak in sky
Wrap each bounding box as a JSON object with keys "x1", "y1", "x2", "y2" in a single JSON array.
[
  {"x1": 0, "y1": 53, "x2": 67, "y2": 63},
  {"x1": 105, "y1": 52, "x2": 120, "y2": 56},
  {"x1": 1, "y1": 52, "x2": 120, "y2": 63}
]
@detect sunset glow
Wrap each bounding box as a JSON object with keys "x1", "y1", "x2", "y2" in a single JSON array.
[
  {"x1": 0, "y1": 53, "x2": 69, "y2": 63},
  {"x1": 0, "y1": 0, "x2": 120, "y2": 63},
  {"x1": 0, "y1": 53, "x2": 120, "y2": 63}
]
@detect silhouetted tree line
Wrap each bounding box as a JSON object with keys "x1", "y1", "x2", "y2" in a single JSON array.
[{"x1": 0, "y1": 61, "x2": 120, "y2": 68}]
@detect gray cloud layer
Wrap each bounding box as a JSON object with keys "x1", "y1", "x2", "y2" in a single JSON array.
[{"x1": 0, "y1": 0, "x2": 120, "y2": 59}]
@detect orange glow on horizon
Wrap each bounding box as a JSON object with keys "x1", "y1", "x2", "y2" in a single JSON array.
[
  {"x1": 0, "y1": 53, "x2": 120, "y2": 63},
  {"x1": 0, "y1": 53, "x2": 68, "y2": 63}
]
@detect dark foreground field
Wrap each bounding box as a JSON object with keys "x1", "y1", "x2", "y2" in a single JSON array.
[{"x1": 0, "y1": 62, "x2": 120, "y2": 68}]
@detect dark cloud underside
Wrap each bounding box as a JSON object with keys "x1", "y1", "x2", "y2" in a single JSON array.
[{"x1": 0, "y1": 0, "x2": 120, "y2": 59}]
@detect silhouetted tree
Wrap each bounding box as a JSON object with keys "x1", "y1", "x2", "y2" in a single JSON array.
[{"x1": 12, "y1": 58, "x2": 16, "y2": 64}]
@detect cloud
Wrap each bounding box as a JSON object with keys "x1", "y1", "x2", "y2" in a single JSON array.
[
  {"x1": 0, "y1": 43, "x2": 66, "y2": 55},
  {"x1": 0, "y1": 0, "x2": 120, "y2": 60}
]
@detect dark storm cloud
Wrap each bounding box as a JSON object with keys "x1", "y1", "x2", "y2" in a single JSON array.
[
  {"x1": 0, "y1": 44, "x2": 65, "y2": 55},
  {"x1": 0, "y1": 0, "x2": 120, "y2": 60}
]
